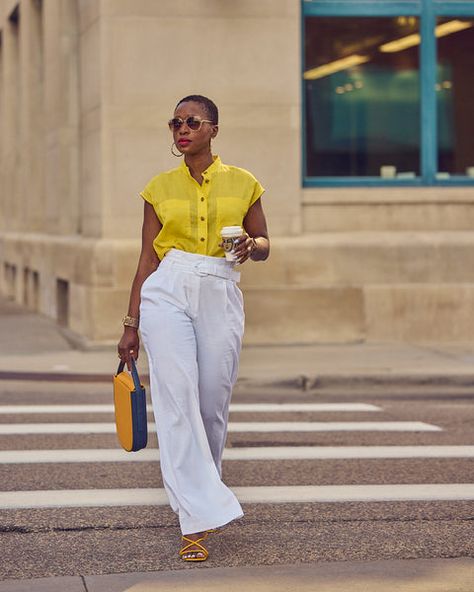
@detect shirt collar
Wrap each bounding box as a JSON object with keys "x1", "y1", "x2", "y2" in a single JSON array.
[{"x1": 180, "y1": 155, "x2": 223, "y2": 179}]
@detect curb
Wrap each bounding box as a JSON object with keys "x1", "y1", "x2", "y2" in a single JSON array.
[
  {"x1": 309, "y1": 373, "x2": 474, "y2": 389},
  {"x1": 238, "y1": 373, "x2": 474, "y2": 390},
  {"x1": 0, "y1": 557, "x2": 472, "y2": 592},
  {"x1": 1, "y1": 370, "x2": 474, "y2": 390},
  {"x1": 0, "y1": 371, "x2": 119, "y2": 383}
]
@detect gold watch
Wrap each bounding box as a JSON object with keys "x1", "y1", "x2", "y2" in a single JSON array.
[{"x1": 122, "y1": 315, "x2": 139, "y2": 329}]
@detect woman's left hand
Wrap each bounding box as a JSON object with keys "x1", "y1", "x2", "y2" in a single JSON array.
[{"x1": 231, "y1": 233, "x2": 257, "y2": 265}]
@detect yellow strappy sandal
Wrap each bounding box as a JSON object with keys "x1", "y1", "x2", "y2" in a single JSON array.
[{"x1": 179, "y1": 531, "x2": 209, "y2": 562}]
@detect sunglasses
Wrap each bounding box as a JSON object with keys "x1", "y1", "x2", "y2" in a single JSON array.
[{"x1": 168, "y1": 116, "x2": 214, "y2": 132}]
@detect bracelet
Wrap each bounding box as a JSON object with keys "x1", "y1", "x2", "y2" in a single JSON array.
[
  {"x1": 250, "y1": 237, "x2": 258, "y2": 256},
  {"x1": 122, "y1": 315, "x2": 139, "y2": 329}
]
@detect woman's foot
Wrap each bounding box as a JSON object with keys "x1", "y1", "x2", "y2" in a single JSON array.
[{"x1": 179, "y1": 531, "x2": 209, "y2": 561}]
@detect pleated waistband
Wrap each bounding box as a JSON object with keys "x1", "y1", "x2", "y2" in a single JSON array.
[{"x1": 161, "y1": 249, "x2": 241, "y2": 282}]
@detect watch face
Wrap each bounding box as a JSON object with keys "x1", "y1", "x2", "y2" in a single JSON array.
[{"x1": 123, "y1": 316, "x2": 138, "y2": 327}]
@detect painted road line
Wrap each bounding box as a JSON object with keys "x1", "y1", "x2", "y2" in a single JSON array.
[
  {"x1": 0, "y1": 484, "x2": 472, "y2": 510},
  {"x1": 0, "y1": 445, "x2": 472, "y2": 464},
  {"x1": 0, "y1": 421, "x2": 442, "y2": 435},
  {"x1": 232, "y1": 403, "x2": 382, "y2": 412},
  {"x1": 222, "y1": 445, "x2": 473, "y2": 460},
  {"x1": 0, "y1": 403, "x2": 381, "y2": 414},
  {"x1": 235, "y1": 484, "x2": 474, "y2": 503},
  {"x1": 228, "y1": 422, "x2": 442, "y2": 432}
]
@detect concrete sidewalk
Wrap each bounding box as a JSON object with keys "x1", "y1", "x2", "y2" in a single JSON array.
[
  {"x1": 0, "y1": 558, "x2": 472, "y2": 592},
  {"x1": 2, "y1": 297, "x2": 474, "y2": 388}
]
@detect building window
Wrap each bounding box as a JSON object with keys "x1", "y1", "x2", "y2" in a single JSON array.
[
  {"x1": 436, "y1": 17, "x2": 474, "y2": 177},
  {"x1": 305, "y1": 16, "x2": 421, "y2": 178},
  {"x1": 4, "y1": 263, "x2": 17, "y2": 300},
  {"x1": 56, "y1": 279, "x2": 69, "y2": 327},
  {"x1": 302, "y1": 1, "x2": 474, "y2": 186}
]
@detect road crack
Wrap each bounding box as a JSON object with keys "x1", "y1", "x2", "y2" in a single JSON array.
[
  {"x1": 240, "y1": 516, "x2": 474, "y2": 526},
  {"x1": 0, "y1": 523, "x2": 176, "y2": 534},
  {"x1": 0, "y1": 515, "x2": 473, "y2": 534}
]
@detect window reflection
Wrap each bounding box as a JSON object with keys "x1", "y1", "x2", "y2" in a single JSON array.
[
  {"x1": 436, "y1": 18, "x2": 474, "y2": 177},
  {"x1": 304, "y1": 17, "x2": 420, "y2": 178}
]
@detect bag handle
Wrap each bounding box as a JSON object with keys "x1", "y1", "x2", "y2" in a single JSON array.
[{"x1": 116, "y1": 357, "x2": 142, "y2": 391}]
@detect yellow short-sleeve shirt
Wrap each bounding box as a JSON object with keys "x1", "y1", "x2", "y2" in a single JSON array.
[{"x1": 140, "y1": 155, "x2": 265, "y2": 260}]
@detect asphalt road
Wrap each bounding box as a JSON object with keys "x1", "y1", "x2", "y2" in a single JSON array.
[{"x1": 0, "y1": 380, "x2": 473, "y2": 581}]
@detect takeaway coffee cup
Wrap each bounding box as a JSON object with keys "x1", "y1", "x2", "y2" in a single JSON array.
[{"x1": 221, "y1": 226, "x2": 243, "y2": 262}]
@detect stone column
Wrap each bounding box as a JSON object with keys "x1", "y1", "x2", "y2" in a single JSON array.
[
  {"x1": 43, "y1": 0, "x2": 79, "y2": 236},
  {"x1": 78, "y1": 0, "x2": 104, "y2": 239},
  {"x1": 0, "y1": 16, "x2": 4, "y2": 237},
  {"x1": 19, "y1": 0, "x2": 44, "y2": 233},
  {"x1": 1, "y1": 5, "x2": 20, "y2": 234}
]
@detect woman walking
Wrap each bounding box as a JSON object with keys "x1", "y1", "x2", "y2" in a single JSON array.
[{"x1": 117, "y1": 95, "x2": 270, "y2": 562}]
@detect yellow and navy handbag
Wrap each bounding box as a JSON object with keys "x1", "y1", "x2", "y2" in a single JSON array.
[{"x1": 113, "y1": 358, "x2": 148, "y2": 452}]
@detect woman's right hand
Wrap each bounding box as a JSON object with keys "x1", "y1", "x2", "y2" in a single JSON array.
[{"x1": 118, "y1": 327, "x2": 140, "y2": 370}]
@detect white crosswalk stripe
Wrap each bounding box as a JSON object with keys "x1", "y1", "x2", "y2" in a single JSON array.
[
  {"x1": 0, "y1": 484, "x2": 473, "y2": 510},
  {"x1": 0, "y1": 421, "x2": 442, "y2": 434},
  {"x1": 0, "y1": 445, "x2": 473, "y2": 464},
  {"x1": 0, "y1": 402, "x2": 381, "y2": 414}
]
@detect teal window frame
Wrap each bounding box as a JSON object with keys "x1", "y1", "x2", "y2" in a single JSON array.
[{"x1": 302, "y1": 0, "x2": 474, "y2": 187}]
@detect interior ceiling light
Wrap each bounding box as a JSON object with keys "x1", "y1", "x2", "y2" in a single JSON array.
[
  {"x1": 380, "y1": 19, "x2": 472, "y2": 53},
  {"x1": 379, "y1": 33, "x2": 420, "y2": 53},
  {"x1": 303, "y1": 55, "x2": 369, "y2": 80},
  {"x1": 436, "y1": 19, "x2": 473, "y2": 37}
]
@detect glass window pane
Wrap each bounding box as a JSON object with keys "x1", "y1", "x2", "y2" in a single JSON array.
[
  {"x1": 304, "y1": 17, "x2": 420, "y2": 178},
  {"x1": 436, "y1": 17, "x2": 474, "y2": 178}
]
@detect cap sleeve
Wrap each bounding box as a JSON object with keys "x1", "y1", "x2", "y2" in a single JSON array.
[
  {"x1": 249, "y1": 178, "x2": 265, "y2": 208},
  {"x1": 140, "y1": 177, "x2": 157, "y2": 205},
  {"x1": 140, "y1": 188, "x2": 153, "y2": 205}
]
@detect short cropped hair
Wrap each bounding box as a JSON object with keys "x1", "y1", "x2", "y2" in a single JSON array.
[{"x1": 176, "y1": 95, "x2": 219, "y2": 125}]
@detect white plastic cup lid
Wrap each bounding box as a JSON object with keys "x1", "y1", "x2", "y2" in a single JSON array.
[{"x1": 221, "y1": 226, "x2": 243, "y2": 237}]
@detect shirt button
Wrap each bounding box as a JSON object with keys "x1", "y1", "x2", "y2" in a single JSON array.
[
  {"x1": 200, "y1": 197, "x2": 205, "y2": 202},
  {"x1": 200, "y1": 216, "x2": 205, "y2": 221},
  {"x1": 200, "y1": 237, "x2": 205, "y2": 242},
  {"x1": 205, "y1": 179, "x2": 210, "y2": 184}
]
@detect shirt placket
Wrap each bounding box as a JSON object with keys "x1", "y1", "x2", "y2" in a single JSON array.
[{"x1": 196, "y1": 171, "x2": 211, "y2": 254}]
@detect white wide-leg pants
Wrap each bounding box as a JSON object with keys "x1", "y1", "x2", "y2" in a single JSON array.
[{"x1": 139, "y1": 248, "x2": 245, "y2": 535}]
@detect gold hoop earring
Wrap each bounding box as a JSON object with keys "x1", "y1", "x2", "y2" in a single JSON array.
[{"x1": 171, "y1": 142, "x2": 183, "y2": 157}]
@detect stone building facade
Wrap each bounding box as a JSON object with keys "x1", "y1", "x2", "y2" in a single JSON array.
[{"x1": 1, "y1": 0, "x2": 474, "y2": 345}]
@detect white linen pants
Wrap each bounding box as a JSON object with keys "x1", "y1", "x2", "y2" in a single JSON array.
[{"x1": 139, "y1": 248, "x2": 245, "y2": 535}]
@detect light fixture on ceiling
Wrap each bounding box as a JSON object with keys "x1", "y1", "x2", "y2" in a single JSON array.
[
  {"x1": 379, "y1": 32, "x2": 420, "y2": 53},
  {"x1": 436, "y1": 19, "x2": 473, "y2": 37},
  {"x1": 303, "y1": 55, "x2": 369, "y2": 80},
  {"x1": 380, "y1": 19, "x2": 473, "y2": 53}
]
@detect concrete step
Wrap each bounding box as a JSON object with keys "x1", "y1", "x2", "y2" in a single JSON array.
[
  {"x1": 243, "y1": 285, "x2": 364, "y2": 343},
  {"x1": 4, "y1": 231, "x2": 474, "y2": 345},
  {"x1": 240, "y1": 231, "x2": 474, "y2": 288},
  {"x1": 302, "y1": 187, "x2": 474, "y2": 232},
  {"x1": 242, "y1": 283, "x2": 474, "y2": 344}
]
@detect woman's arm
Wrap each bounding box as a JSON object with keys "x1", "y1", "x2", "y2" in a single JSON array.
[
  {"x1": 126, "y1": 201, "x2": 162, "y2": 319},
  {"x1": 234, "y1": 198, "x2": 270, "y2": 264},
  {"x1": 117, "y1": 201, "x2": 162, "y2": 367}
]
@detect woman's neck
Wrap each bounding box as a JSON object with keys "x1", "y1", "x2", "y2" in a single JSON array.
[{"x1": 185, "y1": 152, "x2": 214, "y2": 183}]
